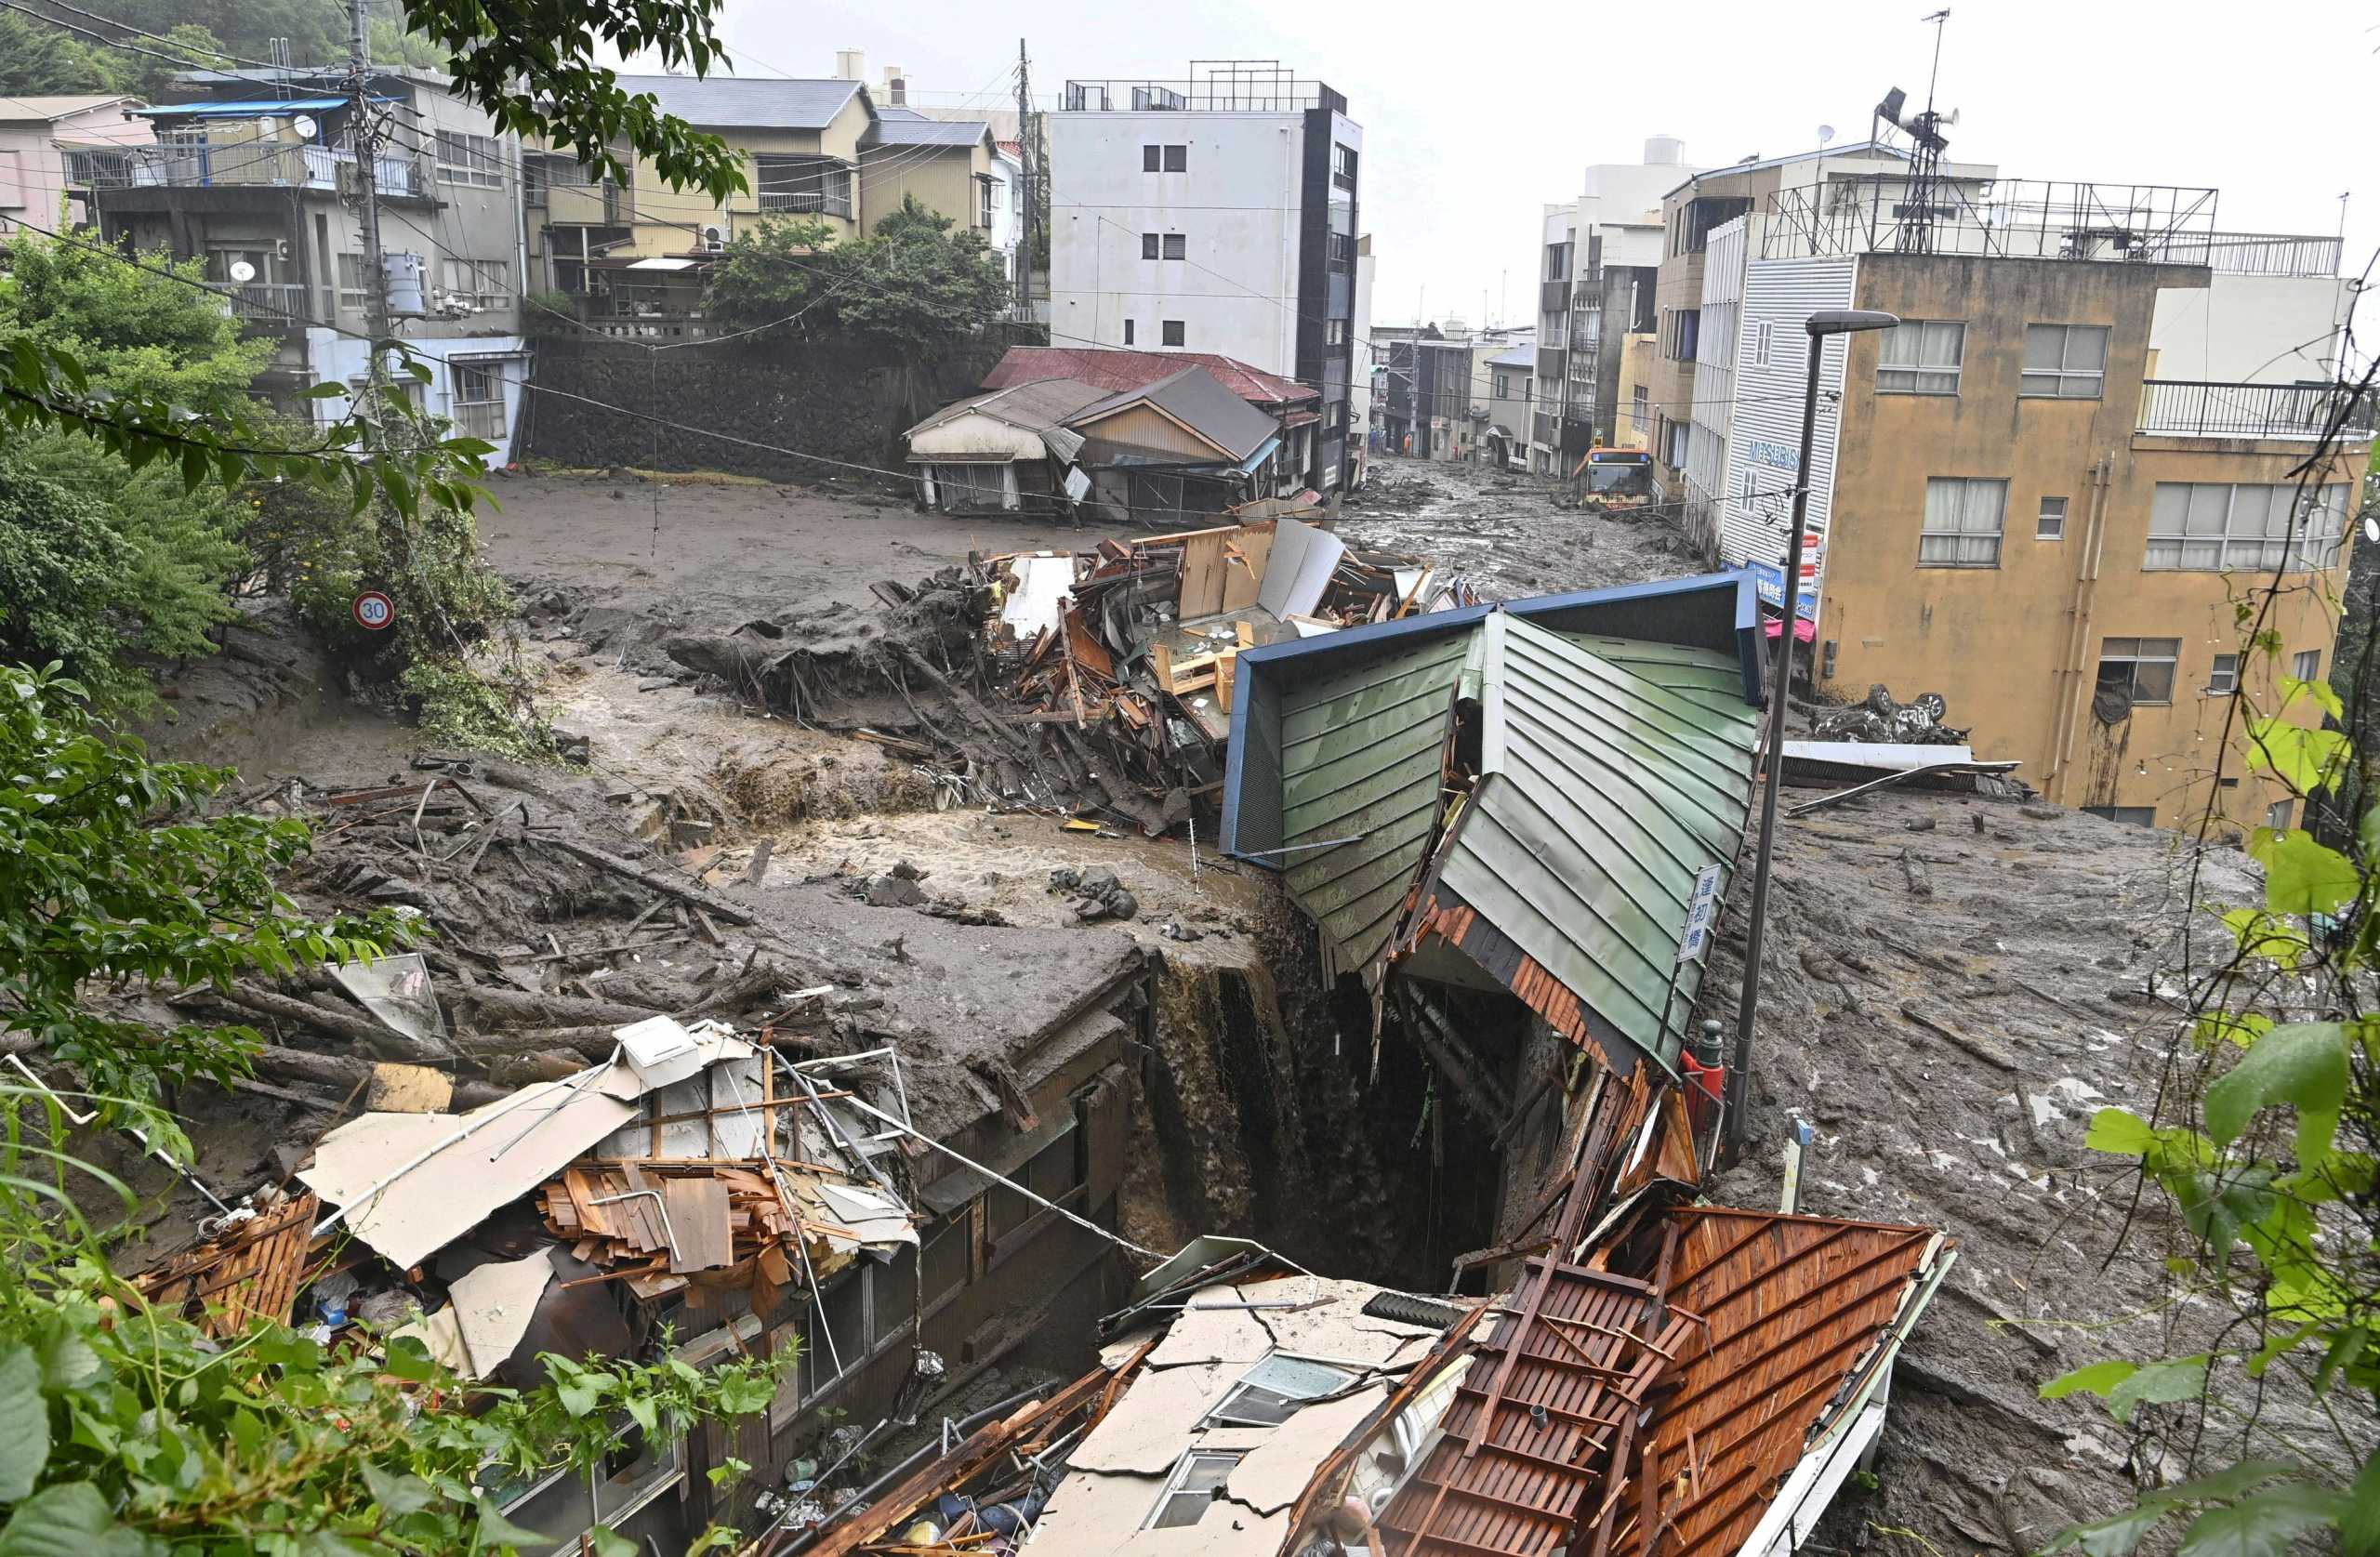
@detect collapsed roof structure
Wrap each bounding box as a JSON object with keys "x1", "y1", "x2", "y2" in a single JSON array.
[{"x1": 1221, "y1": 572, "x2": 1762, "y2": 1065}]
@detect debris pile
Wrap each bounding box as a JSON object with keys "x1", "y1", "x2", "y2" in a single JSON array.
[
  {"x1": 1807, "y1": 683, "x2": 1969, "y2": 746},
  {"x1": 663, "y1": 517, "x2": 1476, "y2": 836}
]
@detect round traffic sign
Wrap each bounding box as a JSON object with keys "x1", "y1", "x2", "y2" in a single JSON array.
[{"x1": 351, "y1": 590, "x2": 396, "y2": 631}]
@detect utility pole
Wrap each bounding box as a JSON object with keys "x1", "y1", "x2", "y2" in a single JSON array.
[
  {"x1": 1013, "y1": 39, "x2": 1032, "y2": 317},
  {"x1": 347, "y1": 0, "x2": 388, "y2": 423}
]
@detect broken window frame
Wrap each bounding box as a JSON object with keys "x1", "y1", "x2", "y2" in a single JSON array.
[
  {"x1": 1201, "y1": 1352, "x2": 1361, "y2": 1429},
  {"x1": 1145, "y1": 1448, "x2": 1244, "y2": 1530},
  {"x1": 2096, "y1": 637, "x2": 2181, "y2": 706}
]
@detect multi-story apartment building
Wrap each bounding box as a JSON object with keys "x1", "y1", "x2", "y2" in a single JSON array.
[
  {"x1": 1529, "y1": 139, "x2": 1697, "y2": 477},
  {"x1": 1045, "y1": 63, "x2": 1361, "y2": 495},
  {"x1": 0, "y1": 95, "x2": 150, "y2": 240},
  {"x1": 1654, "y1": 140, "x2": 1995, "y2": 509},
  {"x1": 1697, "y1": 174, "x2": 2364, "y2": 827},
  {"x1": 524, "y1": 62, "x2": 1015, "y2": 334},
  {"x1": 88, "y1": 68, "x2": 529, "y2": 462},
  {"x1": 1484, "y1": 336, "x2": 1536, "y2": 468}
]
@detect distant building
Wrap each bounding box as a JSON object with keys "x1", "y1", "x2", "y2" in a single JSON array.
[
  {"x1": 1350, "y1": 232, "x2": 1375, "y2": 485},
  {"x1": 1046, "y1": 63, "x2": 1361, "y2": 495},
  {"x1": 1697, "y1": 169, "x2": 2365, "y2": 827},
  {"x1": 1530, "y1": 139, "x2": 1699, "y2": 476},
  {"x1": 1483, "y1": 336, "x2": 1536, "y2": 468},
  {"x1": 89, "y1": 68, "x2": 528, "y2": 462},
  {"x1": 0, "y1": 95, "x2": 149, "y2": 240},
  {"x1": 1652, "y1": 139, "x2": 1992, "y2": 508}
]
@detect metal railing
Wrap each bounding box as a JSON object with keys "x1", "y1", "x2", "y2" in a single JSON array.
[
  {"x1": 1059, "y1": 74, "x2": 1339, "y2": 113},
  {"x1": 1763, "y1": 175, "x2": 2228, "y2": 264},
  {"x1": 2136, "y1": 379, "x2": 2377, "y2": 441},
  {"x1": 214, "y1": 281, "x2": 308, "y2": 323},
  {"x1": 80, "y1": 140, "x2": 423, "y2": 196},
  {"x1": 2129, "y1": 231, "x2": 2343, "y2": 277}
]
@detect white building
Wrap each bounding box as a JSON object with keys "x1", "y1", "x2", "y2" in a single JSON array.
[
  {"x1": 1047, "y1": 66, "x2": 1362, "y2": 493},
  {"x1": 1350, "y1": 231, "x2": 1374, "y2": 484},
  {"x1": 1529, "y1": 138, "x2": 1701, "y2": 475}
]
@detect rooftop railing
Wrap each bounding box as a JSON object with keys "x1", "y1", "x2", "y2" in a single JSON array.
[
  {"x1": 75, "y1": 140, "x2": 423, "y2": 197},
  {"x1": 2137, "y1": 379, "x2": 2376, "y2": 441},
  {"x1": 1758, "y1": 177, "x2": 2335, "y2": 278}
]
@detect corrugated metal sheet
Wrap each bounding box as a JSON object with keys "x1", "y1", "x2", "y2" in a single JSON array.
[
  {"x1": 1645, "y1": 1208, "x2": 1950, "y2": 1557},
  {"x1": 1278, "y1": 633, "x2": 1469, "y2": 987},
  {"x1": 1718, "y1": 257, "x2": 1857, "y2": 593},
  {"x1": 1435, "y1": 615, "x2": 1756, "y2": 1074}
]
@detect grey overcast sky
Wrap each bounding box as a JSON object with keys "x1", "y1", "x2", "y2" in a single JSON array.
[{"x1": 677, "y1": 0, "x2": 2375, "y2": 339}]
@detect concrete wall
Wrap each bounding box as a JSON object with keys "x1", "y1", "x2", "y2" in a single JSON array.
[
  {"x1": 519, "y1": 333, "x2": 1010, "y2": 478},
  {"x1": 1048, "y1": 109, "x2": 1302, "y2": 368},
  {"x1": 2149, "y1": 273, "x2": 2350, "y2": 385},
  {"x1": 1819, "y1": 252, "x2": 2365, "y2": 826}
]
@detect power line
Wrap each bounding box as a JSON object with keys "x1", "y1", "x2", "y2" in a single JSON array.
[{"x1": 15, "y1": 0, "x2": 292, "y2": 71}]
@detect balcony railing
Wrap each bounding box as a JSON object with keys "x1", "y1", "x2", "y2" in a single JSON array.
[
  {"x1": 2137, "y1": 379, "x2": 2377, "y2": 441},
  {"x1": 214, "y1": 281, "x2": 308, "y2": 324},
  {"x1": 82, "y1": 140, "x2": 423, "y2": 197}
]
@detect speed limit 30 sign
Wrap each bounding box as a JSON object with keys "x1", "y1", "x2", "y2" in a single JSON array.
[{"x1": 351, "y1": 591, "x2": 396, "y2": 631}]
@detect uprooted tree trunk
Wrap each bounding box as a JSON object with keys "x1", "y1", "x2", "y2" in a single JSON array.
[{"x1": 447, "y1": 964, "x2": 792, "y2": 1062}]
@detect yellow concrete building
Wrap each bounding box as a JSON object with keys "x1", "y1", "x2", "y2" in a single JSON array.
[
  {"x1": 1703, "y1": 180, "x2": 2365, "y2": 829},
  {"x1": 525, "y1": 75, "x2": 1008, "y2": 334}
]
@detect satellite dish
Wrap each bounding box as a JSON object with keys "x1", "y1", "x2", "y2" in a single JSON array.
[
  {"x1": 1818, "y1": 125, "x2": 1836, "y2": 146},
  {"x1": 2364, "y1": 514, "x2": 2377, "y2": 544},
  {"x1": 293, "y1": 114, "x2": 318, "y2": 139},
  {"x1": 228, "y1": 259, "x2": 257, "y2": 283}
]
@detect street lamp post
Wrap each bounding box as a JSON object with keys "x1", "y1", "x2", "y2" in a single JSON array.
[{"x1": 1722, "y1": 309, "x2": 1899, "y2": 1168}]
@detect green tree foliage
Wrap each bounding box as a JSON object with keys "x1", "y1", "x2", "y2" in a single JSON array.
[
  {"x1": 706, "y1": 196, "x2": 1012, "y2": 356},
  {"x1": 0, "y1": 235, "x2": 272, "y2": 706},
  {"x1": 0, "y1": 664, "x2": 403, "y2": 1118},
  {"x1": 0, "y1": 1124, "x2": 787, "y2": 1553},
  {"x1": 2045, "y1": 465, "x2": 2379, "y2": 1557}
]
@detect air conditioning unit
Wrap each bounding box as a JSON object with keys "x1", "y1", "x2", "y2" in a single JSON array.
[{"x1": 701, "y1": 225, "x2": 725, "y2": 252}]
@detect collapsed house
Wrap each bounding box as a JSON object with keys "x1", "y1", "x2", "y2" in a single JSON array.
[
  {"x1": 904, "y1": 346, "x2": 1326, "y2": 526},
  {"x1": 1221, "y1": 571, "x2": 1760, "y2": 1054}
]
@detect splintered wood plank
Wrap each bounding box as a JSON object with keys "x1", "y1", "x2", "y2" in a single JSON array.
[{"x1": 662, "y1": 1178, "x2": 734, "y2": 1272}]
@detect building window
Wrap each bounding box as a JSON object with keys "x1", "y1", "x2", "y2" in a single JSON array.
[
  {"x1": 2037, "y1": 495, "x2": 2069, "y2": 539},
  {"x1": 1493, "y1": 372, "x2": 1511, "y2": 399},
  {"x1": 1919, "y1": 477, "x2": 2007, "y2": 567},
  {"x1": 1204, "y1": 1355, "x2": 1358, "y2": 1429},
  {"x1": 1122, "y1": 319, "x2": 1134, "y2": 345},
  {"x1": 1162, "y1": 320, "x2": 1184, "y2": 347},
  {"x1": 1325, "y1": 319, "x2": 1347, "y2": 346},
  {"x1": 449, "y1": 361, "x2": 508, "y2": 441},
  {"x1": 1877, "y1": 321, "x2": 1964, "y2": 394},
  {"x1": 2266, "y1": 798, "x2": 2295, "y2": 831},
  {"x1": 979, "y1": 178, "x2": 996, "y2": 229},
  {"x1": 2208, "y1": 653, "x2": 2241, "y2": 695},
  {"x1": 1754, "y1": 320, "x2": 1773, "y2": 368},
  {"x1": 335, "y1": 252, "x2": 371, "y2": 312},
  {"x1": 1163, "y1": 232, "x2": 1186, "y2": 260},
  {"x1": 1667, "y1": 309, "x2": 1699, "y2": 362},
  {"x1": 433, "y1": 130, "x2": 503, "y2": 188},
  {"x1": 1162, "y1": 143, "x2": 1187, "y2": 172},
  {"x1": 755, "y1": 154, "x2": 853, "y2": 218},
  {"x1": 2083, "y1": 805, "x2": 2159, "y2": 827},
  {"x1": 1682, "y1": 194, "x2": 1753, "y2": 254},
  {"x1": 2145, "y1": 482, "x2": 2348, "y2": 572},
  {"x1": 2021, "y1": 323, "x2": 2109, "y2": 399},
  {"x1": 2293, "y1": 648, "x2": 2322, "y2": 682},
  {"x1": 1331, "y1": 143, "x2": 1357, "y2": 191},
  {"x1": 1543, "y1": 243, "x2": 1568, "y2": 283},
  {"x1": 440, "y1": 257, "x2": 509, "y2": 311},
  {"x1": 2096, "y1": 638, "x2": 2181, "y2": 706},
  {"x1": 1141, "y1": 232, "x2": 1158, "y2": 259},
  {"x1": 1665, "y1": 418, "x2": 1690, "y2": 468},
  {"x1": 1328, "y1": 231, "x2": 1355, "y2": 271},
  {"x1": 1147, "y1": 1451, "x2": 1242, "y2": 1531},
  {"x1": 1632, "y1": 385, "x2": 1648, "y2": 431}
]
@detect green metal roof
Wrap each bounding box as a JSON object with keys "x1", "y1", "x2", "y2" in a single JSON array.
[
  {"x1": 1442, "y1": 615, "x2": 1759, "y2": 1073},
  {"x1": 1276, "y1": 632, "x2": 1468, "y2": 987}
]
